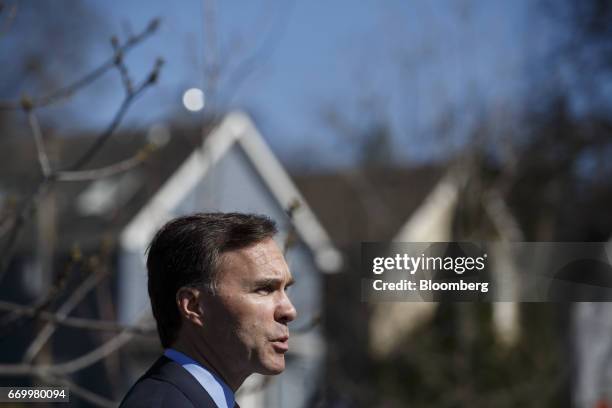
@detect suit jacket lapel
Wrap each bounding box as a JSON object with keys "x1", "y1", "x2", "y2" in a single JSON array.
[{"x1": 147, "y1": 356, "x2": 218, "y2": 407}]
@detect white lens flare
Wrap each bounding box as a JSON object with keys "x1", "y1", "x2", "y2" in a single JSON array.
[{"x1": 182, "y1": 88, "x2": 205, "y2": 112}]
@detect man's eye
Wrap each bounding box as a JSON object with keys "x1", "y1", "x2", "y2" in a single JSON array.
[{"x1": 255, "y1": 286, "x2": 273, "y2": 295}]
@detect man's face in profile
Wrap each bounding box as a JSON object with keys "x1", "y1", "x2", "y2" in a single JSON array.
[{"x1": 201, "y1": 238, "x2": 297, "y2": 376}]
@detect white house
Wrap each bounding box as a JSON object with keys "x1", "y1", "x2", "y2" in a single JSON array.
[
  {"x1": 369, "y1": 167, "x2": 523, "y2": 357},
  {"x1": 116, "y1": 112, "x2": 342, "y2": 408}
]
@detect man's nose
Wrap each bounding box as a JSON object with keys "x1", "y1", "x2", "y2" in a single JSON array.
[{"x1": 275, "y1": 292, "x2": 297, "y2": 324}]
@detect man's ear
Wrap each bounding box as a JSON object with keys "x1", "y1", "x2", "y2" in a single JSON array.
[{"x1": 176, "y1": 287, "x2": 205, "y2": 327}]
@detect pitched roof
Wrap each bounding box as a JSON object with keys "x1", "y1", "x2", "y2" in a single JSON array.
[
  {"x1": 121, "y1": 112, "x2": 342, "y2": 273},
  {"x1": 292, "y1": 165, "x2": 445, "y2": 246}
]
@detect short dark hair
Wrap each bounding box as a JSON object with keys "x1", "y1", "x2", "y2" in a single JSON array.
[{"x1": 146, "y1": 212, "x2": 278, "y2": 348}]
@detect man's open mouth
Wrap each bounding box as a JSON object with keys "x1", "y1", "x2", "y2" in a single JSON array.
[{"x1": 271, "y1": 336, "x2": 289, "y2": 352}]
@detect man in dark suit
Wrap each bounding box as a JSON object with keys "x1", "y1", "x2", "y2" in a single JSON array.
[{"x1": 120, "y1": 213, "x2": 297, "y2": 408}]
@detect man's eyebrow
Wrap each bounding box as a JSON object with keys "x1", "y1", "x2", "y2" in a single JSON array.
[{"x1": 252, "y1": 276, "x2": 295, "y2": 287}]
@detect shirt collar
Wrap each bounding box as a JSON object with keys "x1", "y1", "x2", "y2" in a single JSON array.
[{"x1": 164, "y1": 348, "x2": 235, "y2": 408}]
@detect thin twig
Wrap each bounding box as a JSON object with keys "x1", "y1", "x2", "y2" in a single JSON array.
[
  {"x1": 111, "y1": 36, "x2": 134, "y2": 95},
  {"x1": 115, "y1": 51, "x2": 134, "y2": 95},
  {"x1": 66, "y1": 57, "x2": 163, "y2": 171},
  {"x1": 0, "y1": 300, "x2": 155, "y2": 336},
  {"x1": 0, "y1": 18, "x2": 160, "y2": 111},
  {"x1": 283, "y1": 198, "x2": 301, "y2": 254},
  {"x1": 24, "y1": 260, "x2": 110, "y2": 363},
  {"x1": 0, "y1": 314, "x2": 149, "y2": 376},
  {"x1": 0, "y1": 253, "x2": 81, "y2": 333},
  {"x1": 0, "y1": 180, "x2": 51, "y2": 284},
  {"x1": 56, "y1": 144, "x2": 156, "y2": 181},
  {"x1": 27, "y1": 110, "x2": 51, "y2": 177},
  {"x1": 1, "y1": 235, "x2": 110, "y2": 337}
]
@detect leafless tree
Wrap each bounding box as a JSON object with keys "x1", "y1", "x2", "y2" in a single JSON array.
[{"x1": 0, "y1": 3, "x2": 310, "y2": 406}]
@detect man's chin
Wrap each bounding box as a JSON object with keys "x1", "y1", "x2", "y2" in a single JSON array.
[{"x1": 258, "y1": 358, "x2": 286, "y2": 375}]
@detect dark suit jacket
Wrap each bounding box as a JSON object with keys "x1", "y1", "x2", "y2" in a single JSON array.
[{"x1": 119, "y1": 355, "x2": 229, "y2": 408}]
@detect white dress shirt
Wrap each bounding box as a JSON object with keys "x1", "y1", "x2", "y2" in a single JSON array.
[{"x1": 164, "y1": 348, "x2": 235, "y2": 408}]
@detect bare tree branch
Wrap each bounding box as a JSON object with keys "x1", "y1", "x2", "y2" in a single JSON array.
[
  {"x1": 66, "y1": 57, "x2": 164, "y2": 172},
  {"x1": 0, "y1": 180, "x2": 50, "y2": 283},
  {"x1": 56, "y1": 143, "x2": 157, "y2": 181},
  {"x1": 24, "y1": 258, "x2": 111, "y2": 363},
  {"x1": 0, "y1": 251, "x2": 81, "y2": 333},
  {"x1": 111, "y1": 36, "x2": 134, "y2": 95},
  {"x1": 0, "y1": 24, "x2": 164, "y2": 283},
  {"x1": 26, "y1": 110, "x2": 52, "y2": 177},
  {"x1": 283, "y1": 198, "x2": 301, "y2": 254},
  {"x1": 0, "y1": 300, "x2": 155, "y2": 336},
  {"x1": 0, "y1": 313, "x2": 150, "y2": 376},
  {"x1": 0, "y1": 18, "x2": 160, "y2": 110}
]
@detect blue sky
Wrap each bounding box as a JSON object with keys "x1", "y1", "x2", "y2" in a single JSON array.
[{"x1": 9, "y1": 0, "x2": 563, "y2": 170}]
